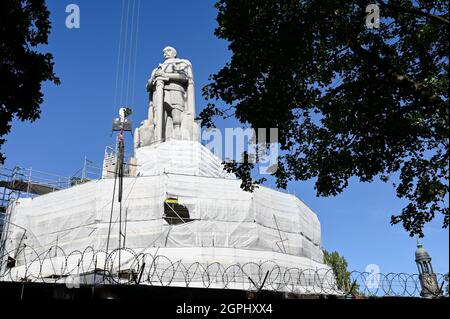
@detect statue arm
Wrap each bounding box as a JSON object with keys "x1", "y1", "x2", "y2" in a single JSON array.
[
  {"x1": 147, "y1": 75, "x2": 169, "y2": 92},
  {"x1": 147, "y1": 66, "x2": 168, "y2": 91},
  {"x1": 146, "y1": 62, "x2": 191, "y2": 91},
  {"x1": 159, "y1": 62, "x2": 190, "y2": 83},
  {"x1": 162, "y1": 72, "x2": 188, "y2": 83}
]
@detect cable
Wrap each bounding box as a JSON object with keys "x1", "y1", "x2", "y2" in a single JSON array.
[
  {"x1": 113, "y1": 0, "x2": 126, "y2": 115},
  {"x1": 131, "y1": 0, "x2": 142, "y2": 108},
  {"x1": 125, "y1": 0, "x2": 137, "y2": 105},
  {"x1": 119, "y1": 0, "x2": 132, "y2": 107},
  {"x1": 103, "y1": 159, "x2": 119, "y2": 275}
]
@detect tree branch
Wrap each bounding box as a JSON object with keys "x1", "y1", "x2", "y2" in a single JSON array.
[
  {"x1": 348, "y1": 40, "x2": 447, "y2": 111},
  {"x1": 377, "y1": 0, "x2": 449, "y2": 25}
]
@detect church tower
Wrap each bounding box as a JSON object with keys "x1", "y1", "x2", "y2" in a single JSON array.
[{"x1": 415, "y1": 241, "x2": 440, "y2": 298}]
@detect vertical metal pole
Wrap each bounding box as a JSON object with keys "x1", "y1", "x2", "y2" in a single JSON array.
[
  {"x1": 27, "y1": 168, "x2": 32, "y2": 195},
  {"x1": 82, "y1": 156, "x2": 87, "y2": 180},
  {"x1": 118, "y1": 127, "x2": 124, "y2": 203},
  {"x1": 123, "y1": 207, "x2": 128, "y2": 248},
  {"x1": 103, "y1": 157, "x2": 118, "y2": 281},
  {"x1": 273, "y1": 215, "x2": 287, "y2": 253},
  {"x1": 118, "y1": 121, "x2": 125, "y2": 279},
  {"x1": 55, "y1": 234, "x2": 58, "y2": 257}
]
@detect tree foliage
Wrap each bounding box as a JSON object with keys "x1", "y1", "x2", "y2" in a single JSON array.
[
  {"x1": 0, "y1": 0, "x2": 59, "y2": 163},
  {"x1": 200, "y1": 0, "x2": 449, "y2": 237},
  {"x1": 223, "y1": 151, "x2": 267, "y2": 191},
  {"x1": 323, "y1": 250, "x2": 359, "y2": 294}
]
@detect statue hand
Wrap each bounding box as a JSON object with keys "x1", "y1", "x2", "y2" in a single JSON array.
[
  {"x1": 154, "y1": 69, "x2": 167, "y2": 77},
  {"x1": 155, "y1": 76, "x2": 169, "y2": 83}
]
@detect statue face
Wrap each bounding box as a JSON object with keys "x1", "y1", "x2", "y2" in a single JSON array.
[{"x1": 163, "y1": 47, "x2": 177, "y2": 60}]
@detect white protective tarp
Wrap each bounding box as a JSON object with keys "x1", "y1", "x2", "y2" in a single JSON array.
[
  {"x1": 135, "y1": 140, "x2": 235, "y2": 178},
  {"x1": 2, "y1": 140, "x2": 325, "y2": 269}
]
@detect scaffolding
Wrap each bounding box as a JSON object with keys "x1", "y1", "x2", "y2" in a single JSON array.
[
  {"x1": 102, "y1": 143, "x2": 134, "y2": 179},
  {"x1": 0, "y1": 162, "x2": 106, "y2": 243},
  {"x1": 0, "y1": 142, "x2": 137, "y2": 243}
]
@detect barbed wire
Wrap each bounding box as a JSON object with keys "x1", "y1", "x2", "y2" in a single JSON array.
[{"x1": 0, "y1": 245, "x2": 447, "y2": 298}]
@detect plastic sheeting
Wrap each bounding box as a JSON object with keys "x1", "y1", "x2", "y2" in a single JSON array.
[
  {"x1": 2, "y1": 141, "x2": 325, "y2": 269},
  {"x1": 135, "y1": 140, "x2": 235, "y2": 178}
]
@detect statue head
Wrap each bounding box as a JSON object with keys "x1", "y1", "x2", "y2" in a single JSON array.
[{"x1": 163, "y1": 46, "x2": 177, "y2": 60}]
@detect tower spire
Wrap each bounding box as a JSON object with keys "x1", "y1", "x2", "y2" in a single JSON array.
[{"x1": 415, "y1": 241, "x2": 441, "y2": 298}]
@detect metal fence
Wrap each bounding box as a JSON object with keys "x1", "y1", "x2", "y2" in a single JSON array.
[{"x1": 0, "y1": 245, "x2": 447, "y2": 298}]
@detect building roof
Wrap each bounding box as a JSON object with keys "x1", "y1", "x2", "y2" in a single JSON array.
[{"x1": 415, "y1": 243, "x2": 431, "y2": 261}]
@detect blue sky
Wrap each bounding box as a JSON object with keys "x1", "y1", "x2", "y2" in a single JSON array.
[{"x1": 3, "y1": 0, "x2": 448, "y2": 274}]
